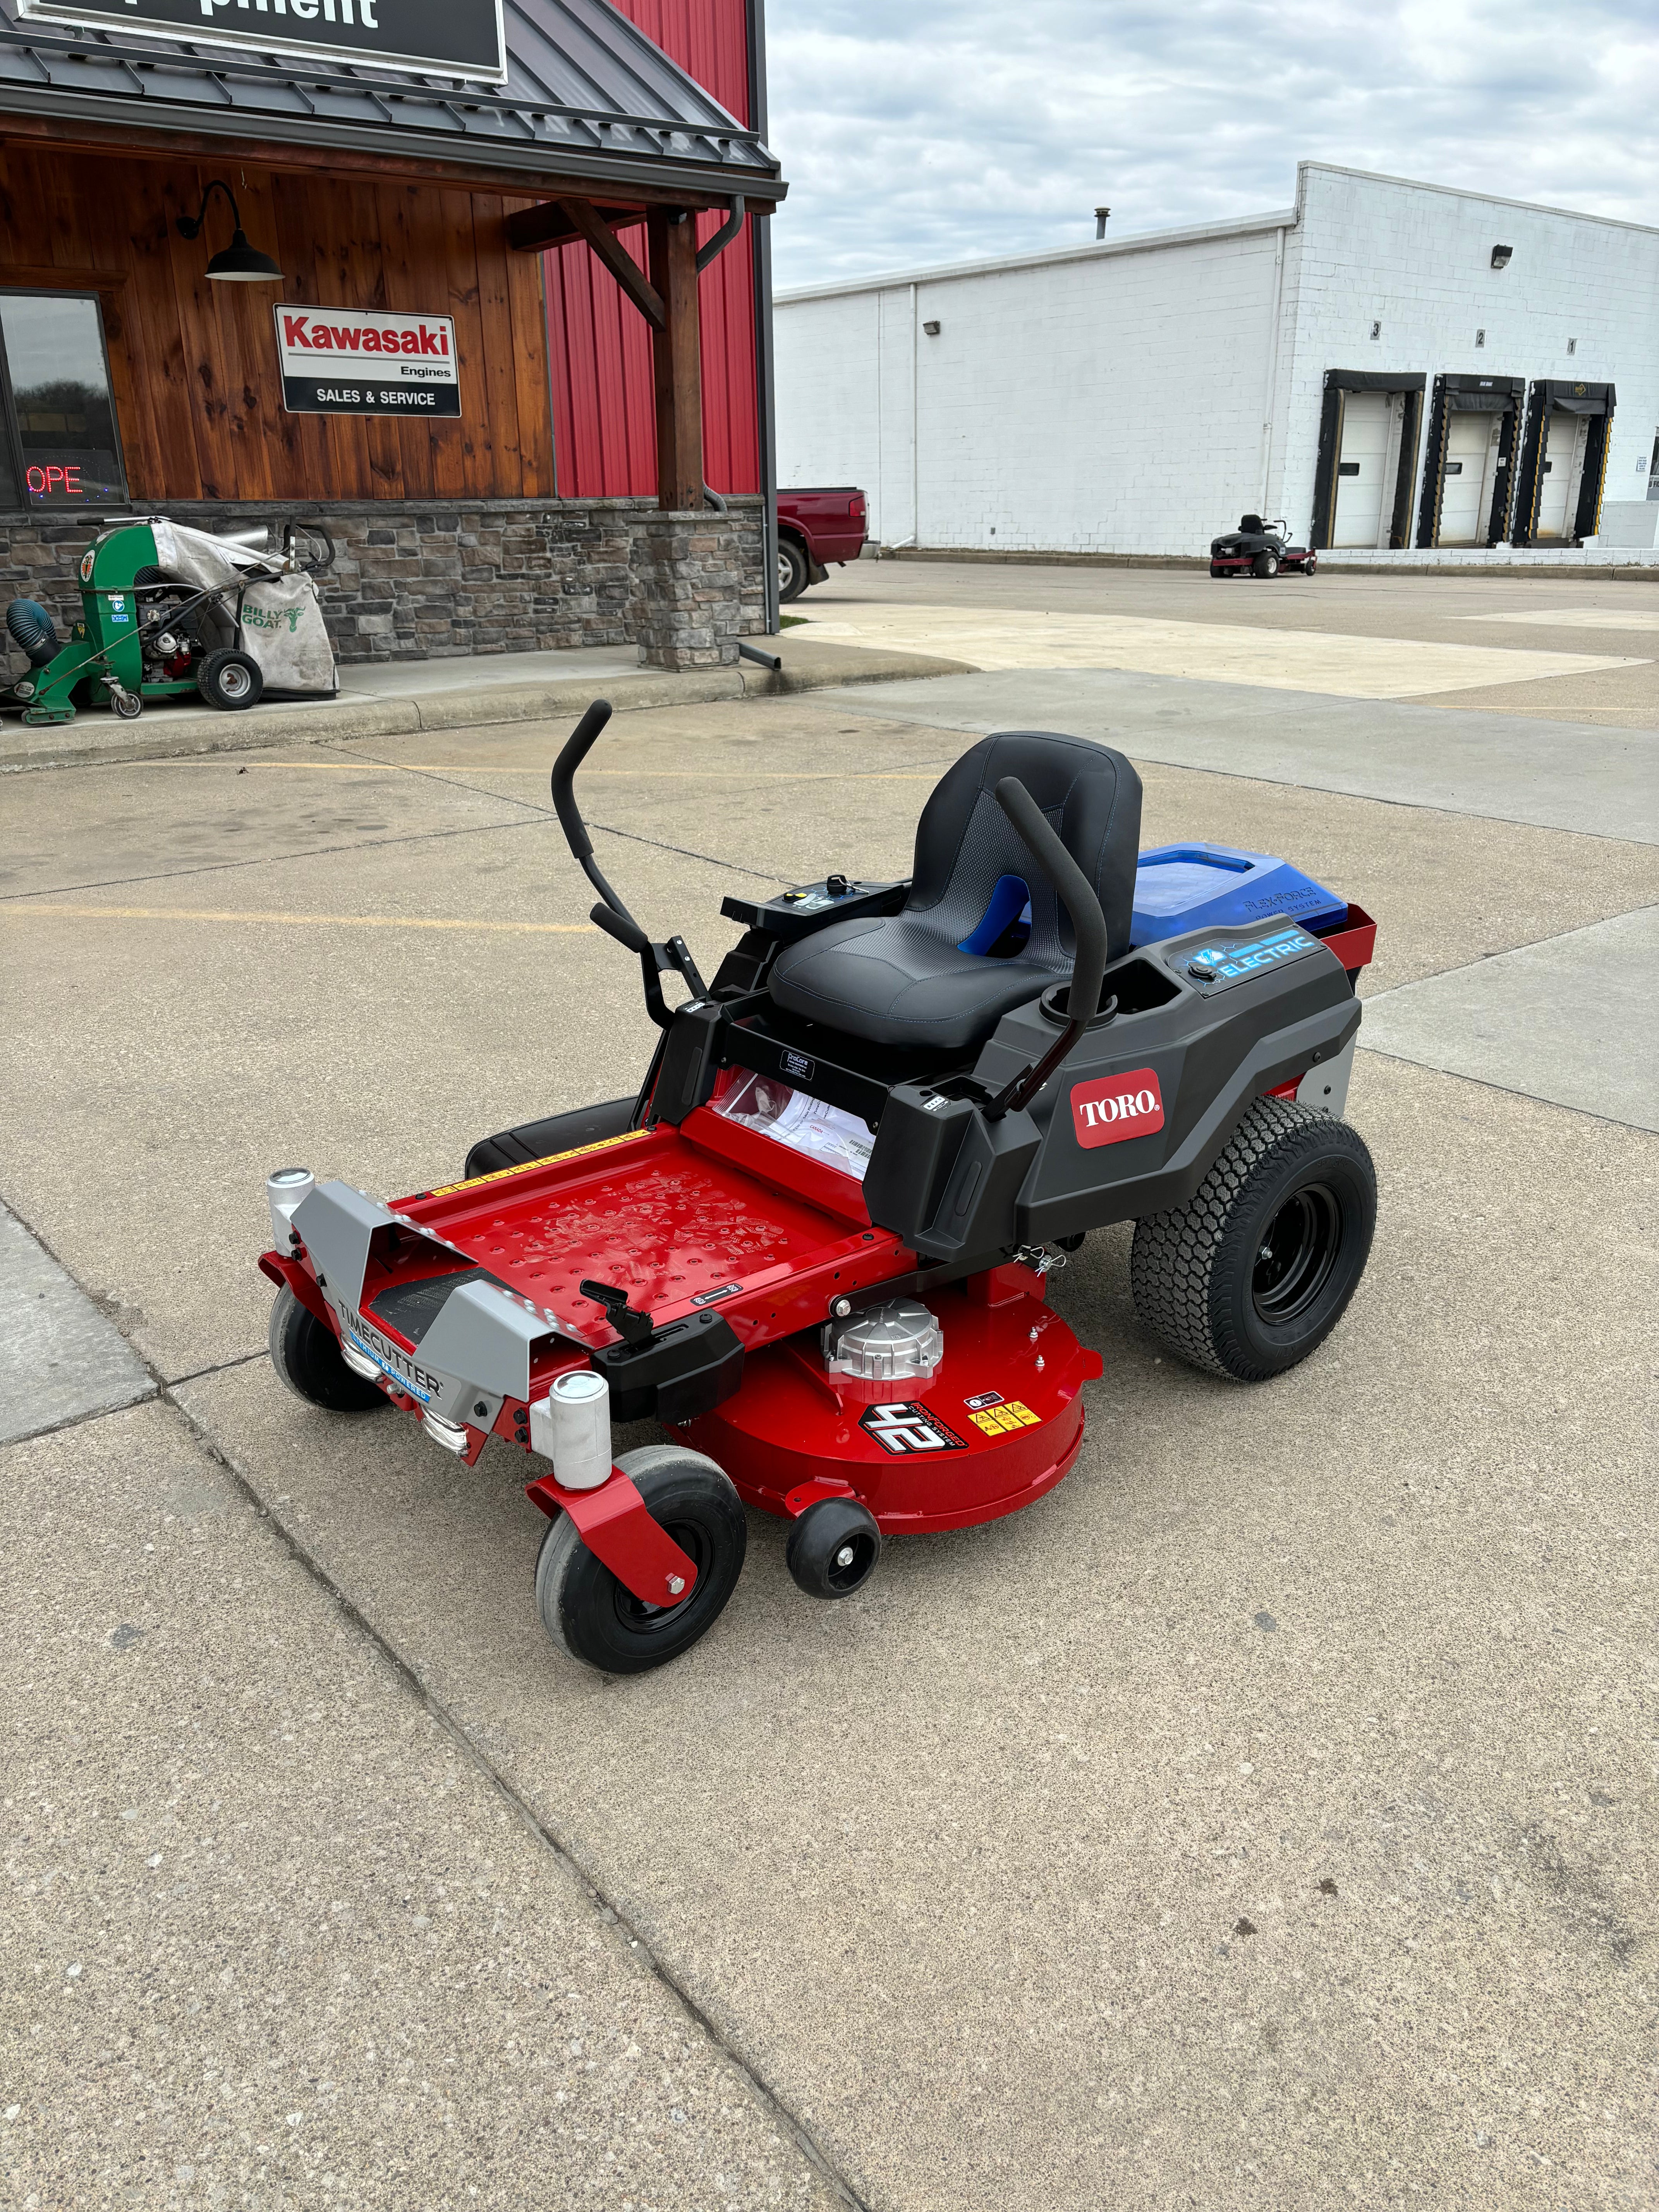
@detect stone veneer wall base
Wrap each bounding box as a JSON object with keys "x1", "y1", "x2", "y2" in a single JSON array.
[{"x1": 0, "y1": 496, "x2": 764, "y2": 672}]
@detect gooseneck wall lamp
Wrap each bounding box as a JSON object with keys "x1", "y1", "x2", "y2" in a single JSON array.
[{"x1": 175, "y1": 181, "x2": 284, "y2": 283}]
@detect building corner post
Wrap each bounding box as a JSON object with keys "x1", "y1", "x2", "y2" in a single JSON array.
[{"x1": 648, "y1": 207, "x2": 705, "y2": 513}]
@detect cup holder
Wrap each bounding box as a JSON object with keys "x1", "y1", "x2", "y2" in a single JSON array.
[{"x1": 1039, "y1": 983, "x2": 1119, "y2": 1029}]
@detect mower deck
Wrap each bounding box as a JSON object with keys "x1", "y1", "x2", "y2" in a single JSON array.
[{"x1": 689, "y1": 1269, "x2": 1099, "y2": 1535}]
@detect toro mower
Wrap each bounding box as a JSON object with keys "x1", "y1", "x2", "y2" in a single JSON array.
[
  {"x1": 1209, "y1": 514, "x2": 1317, "y2": 579},
  {"x1": 259, "y1": 704, "x2": 1378, "y2": 1674}
]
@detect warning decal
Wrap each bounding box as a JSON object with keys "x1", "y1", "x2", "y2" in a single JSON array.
[{"x1": 967, "y1": 1399, "x2": 1041, "y2": 1437}]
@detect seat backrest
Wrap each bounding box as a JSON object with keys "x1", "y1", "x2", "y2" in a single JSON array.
[
  {"x1": 906, "y1": 731, "x2": 1143, "y2": 967},
  {"x1": 1239, "y1": 513, "x2": 1264, "y2": 533}
]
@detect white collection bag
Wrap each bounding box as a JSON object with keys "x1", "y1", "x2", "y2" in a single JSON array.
[
  {"x1": 146, "y1": 518, "x2": 338, "y2": 697},
  {"x1": 235, "y1": 574, "x2": 338, "y2": 696}
]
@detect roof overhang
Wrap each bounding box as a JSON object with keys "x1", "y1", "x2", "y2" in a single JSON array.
[{"x1": 0, "y1": 0, "x2": 785, "y2": 206}]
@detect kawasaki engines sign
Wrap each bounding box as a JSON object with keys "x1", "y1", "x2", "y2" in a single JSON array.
[
  {"x1": 275, "y1": 307, "x2": 461, "y2": 419},
  {"x1": 16, "y1": 0, "x2": 506, "y2": 83}
]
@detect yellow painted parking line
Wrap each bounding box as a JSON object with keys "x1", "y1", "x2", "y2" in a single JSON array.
[
  {"x1": 0, "y1": 904, "x2": 599, "y2": 933},
  {"x1": 115, "y1": 761, "x2": 939, "y2": 778}
]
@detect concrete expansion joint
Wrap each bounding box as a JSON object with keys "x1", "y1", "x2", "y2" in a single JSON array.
[
  {"x1": 2, "y1": 1179, "x2": 873, "y2": 2208},
  {"x1": 157, "y1": 1383, "x2": 879, "y2": 2212}
]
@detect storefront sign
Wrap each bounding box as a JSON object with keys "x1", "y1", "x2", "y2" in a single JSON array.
[
  {"x1": 274, "y1": 306, "x2": 461, "y2": 418},
  {"x1": 16, "y1": 0, "x2": 506, "y2": 84}
]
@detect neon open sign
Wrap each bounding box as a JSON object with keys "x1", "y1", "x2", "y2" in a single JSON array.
[
  {"x1": 27, "y1": 464, "x2": 90, "y2": 501},
  {"x1": 15, "y1": 0, "x2": 507, "y2": 82}
]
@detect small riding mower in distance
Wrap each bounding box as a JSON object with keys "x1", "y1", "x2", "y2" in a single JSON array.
[
  {"x1": 259, "y1": 703, "x2": 1379, "y2": 1674},
  {"x1": 1209, "y1": 514, "x2": 1317, "y2": 579}
]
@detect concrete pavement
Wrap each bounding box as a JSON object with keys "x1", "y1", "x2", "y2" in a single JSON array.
[
  {"x1": 2, "y1": 1398, "x2": 845, "y2": 2212},
  {"x1": 0, "y1": 1200, "x2": 154, "y2": 1442},
  {"x1": 4, "y1": 563, "x2": 1656, "y2": 2209},
  {"x1": 811, "y1": 558, "x2": 1659, "y2": 728},
  {"x1": 820, "y1": 666, "x2": 1659, "y2": 842},
  {"x1": 0, "y1": 628, "x2": 973, "y2": 776}
]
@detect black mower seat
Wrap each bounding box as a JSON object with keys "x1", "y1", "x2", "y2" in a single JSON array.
[{"x1": 768, "y1": 731, "x2": 1142, "y2": 1053}]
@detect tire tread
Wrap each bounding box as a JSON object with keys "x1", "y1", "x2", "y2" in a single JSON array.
[{"x1": 1130, "y1": 1096, "x2": 1370, "y2": 1381}]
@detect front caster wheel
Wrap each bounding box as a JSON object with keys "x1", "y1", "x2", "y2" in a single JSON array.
[
  {"x1": 268, "y1": 1286, "x2": 386, "y2": 1412},
  {"x1": 535, "y1": 1446, "x2": 747, "y2": 1674},
  {"x1": 1129, "y1": 1097, "x2": 1376, "y2": 1381},
  {"x1": 786, "y1": 1496, "x2": 881, "y2": 1599}
]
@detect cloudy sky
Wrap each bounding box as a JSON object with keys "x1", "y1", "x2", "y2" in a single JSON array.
[{"x1": 764, "y1": 0, "x2": 1659, "y2": 290}]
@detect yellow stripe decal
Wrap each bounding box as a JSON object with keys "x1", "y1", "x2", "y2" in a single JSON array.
[{"x1": 426, "y1": 1126, "x2": 649, "y2": 1199}]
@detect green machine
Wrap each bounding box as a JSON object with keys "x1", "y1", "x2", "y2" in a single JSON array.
[{"x1": 3, "y1": 516, "x2": 335, "y2": 727}]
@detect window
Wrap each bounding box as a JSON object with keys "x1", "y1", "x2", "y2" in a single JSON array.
[{"x1": 0, "y1": 292, "x2": 128, "y2": 510}]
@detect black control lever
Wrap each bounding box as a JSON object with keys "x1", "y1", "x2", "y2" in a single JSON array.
[
  {"x1": 552, "y1": 700, "x2": 709, "y2": 1034},
  {"x1": 551, "y1": 699, "x2": 635, "y2": 922},
  {"x1": 578, "y1": 1278, "x2": 654, "y2": 1346},
  {"x1": 984, "y1": 776, "x2": 1111, "y2": 1120}
]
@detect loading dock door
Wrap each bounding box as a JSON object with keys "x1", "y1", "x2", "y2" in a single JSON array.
[
  {"x1": 1333, "y1": 391, "x2": 1388, "y2": 546},
  {"x1": 1437, "y1": 413, "x2": 1499, "y2": 544},
  {"x1": 1311, "y1": 372, "x2": 1425, "y2": 551},
  {"x1": 1534, "y1": 410, "x2": 1588, "y2": 539},
  {"x1": 1513, "y1": 381, "x2": 1614, "y2": 548}
]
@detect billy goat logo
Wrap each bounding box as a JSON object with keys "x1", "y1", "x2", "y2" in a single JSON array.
[{"x1": 241, "y1": 601, "x2": 306, "y2": 635}]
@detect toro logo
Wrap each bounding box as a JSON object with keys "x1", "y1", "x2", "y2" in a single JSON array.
[{"x1": 1070, "y1": 1068, "x2": 1165, "y2": 1149}]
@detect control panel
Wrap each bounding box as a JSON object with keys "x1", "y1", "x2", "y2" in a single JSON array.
[{"x1": 720, "y1": 876, "x2": 908, "y2": 945}]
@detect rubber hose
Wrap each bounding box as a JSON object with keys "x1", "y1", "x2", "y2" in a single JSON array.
[{"x1": 5, "y1": 598, "x2": 59, "y2": 668}]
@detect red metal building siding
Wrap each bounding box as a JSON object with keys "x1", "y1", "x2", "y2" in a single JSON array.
[{"x1": 545, "y1": 0, "x2": 759, "y2": 498}]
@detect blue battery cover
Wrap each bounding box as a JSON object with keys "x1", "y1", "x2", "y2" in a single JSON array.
[{"x1": 1131, "y1": 842, "x2": 1347, "y2": 945}]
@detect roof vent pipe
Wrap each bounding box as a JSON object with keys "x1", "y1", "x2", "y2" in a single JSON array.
[{"x1": 1094, "y1": 207, "x2": 1111, "y2": 239}]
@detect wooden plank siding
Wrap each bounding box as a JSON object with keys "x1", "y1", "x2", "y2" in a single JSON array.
[
  {"x1": 0, "y1": 142, "x2": 554, "y2": 504},
  {"x1": 543, "y1": 0, "x2": 759, "y2": 501}
]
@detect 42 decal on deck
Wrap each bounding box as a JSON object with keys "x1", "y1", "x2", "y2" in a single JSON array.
[{"x1": 860, "y1": 1403, "x2": 967, "y2": 1455}]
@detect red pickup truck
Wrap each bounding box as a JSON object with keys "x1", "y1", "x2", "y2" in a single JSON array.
[{"x1": 777, "y1": 487, "x2": 867, "y2": 602}]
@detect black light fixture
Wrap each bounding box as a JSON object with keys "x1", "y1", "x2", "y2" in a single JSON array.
[
  {"x1": 175, "y1": 180, "x2": 283, "y2": 283},
  {"x1": 1491, "y1": 244, "x2": 1513, "y2": 270}
]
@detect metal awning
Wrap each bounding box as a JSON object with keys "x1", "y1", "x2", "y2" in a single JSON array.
[{"x1": 0, "y1": 0, "x2": 784, "y2": 202}]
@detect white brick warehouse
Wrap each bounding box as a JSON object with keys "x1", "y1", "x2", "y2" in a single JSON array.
[{"x1": 775, "y1": 164, "x2": 1659, "y2": 563}]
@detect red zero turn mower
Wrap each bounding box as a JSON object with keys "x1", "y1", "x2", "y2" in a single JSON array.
[{"x1": 260, "y1": 704, "x2": 1379, "y2": 1673}]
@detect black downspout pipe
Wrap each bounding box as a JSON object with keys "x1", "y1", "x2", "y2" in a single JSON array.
[{"x1": 747, "y1": 0, "x2": 781, "y2": 636}]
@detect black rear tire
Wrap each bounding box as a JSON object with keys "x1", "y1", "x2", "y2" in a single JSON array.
[
  {"x1": 778, "y1": 537, "x2": 810, "y2": 603},
  {"x1": 268, "y1": 1286, "x2": 386, "y2": 1412},
  {"x1": 1252, "y1": 550, "x2": 1279, "y2": 579},
  {"x1": 198, "y1": 648, "x2": 264, "y2": 711},
  {"x1": 1129, "y1": 1097, "x2": 1376, "y2": 1381},
  {"x1": 535, "y1": 1446, "x2": 747, "y2": 1673},
  {"x1": 786, "y1": 1496, "x2": 881, "y2": 1599}
]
